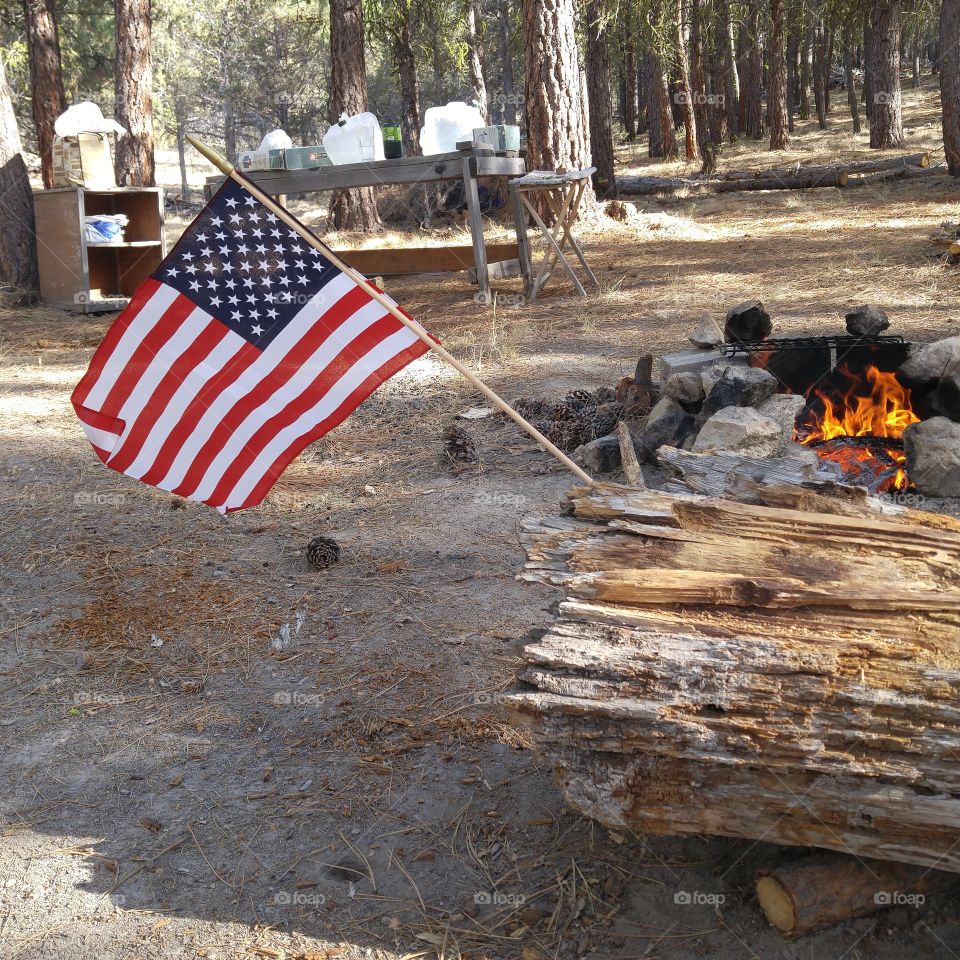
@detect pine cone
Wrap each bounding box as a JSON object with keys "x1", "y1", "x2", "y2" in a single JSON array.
[
  {"x1": 442, "y1": 424, "x2": 477, "y2": 465},
  {"x1": 307, "y1": 536, "x2": 341, "y2": 570}
]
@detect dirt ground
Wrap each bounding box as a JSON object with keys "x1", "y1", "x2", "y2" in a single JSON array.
[{"x1": 3, "y1": 79, "x2": 960, "y2": 960}]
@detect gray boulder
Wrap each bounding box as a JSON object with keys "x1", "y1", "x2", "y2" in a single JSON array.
[
  {"x1": 687, "y1": 314, "x2": 725, "y2": 348},
  {"x1": 935, "y1": 357, "x2": 960, "y2": 422},
  {"x1": 899, "y1": 336, "x2": 960, "y2": 389},
  {"x1": 903, "y1": 417, "x2": 960, "y2": 497},
  {"x1": 692, "y1": 407, "x2": 783, "y2": 458},
  {"x1": 665, "y1": 371, "x2": 706, "y2": 406},
  {"x1": 700, "y1": 365, "x2": 779, "y2": 422},
  {"x1": 845, "y1": 304, "x2": 891, "y2": 338},
  {"x1": 757, "y1": 393, "x2": 807, "y2": 449},
  {"x1": 646, "y1": 395, "x2": 685, "y2": 428},
  {"x1": 577, "y1": 435, "x2": 622, "y2": 474},
  {"x1": 636, "y1": 406, "x2": 696, "y2": 463},
  {"x1": 725, "y1": 300, "x2": 772, "y2": 343},
  {"x1": 700, "y1": 357, "x2": 751, "y2": 396}
]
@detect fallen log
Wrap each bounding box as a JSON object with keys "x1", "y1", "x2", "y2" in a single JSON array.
[
  {"x1": 756, "y1": 852, "x2": 959, "y2": 937},
  {"x1": 508, "y1": 482, "x2": 960, "y2": 872},
  {"x1": 844, "y1": 162, "x2": 946, "y2": 188},
  {"x1": 617, "y1": 151, "x2": 931, "y2": 196}
]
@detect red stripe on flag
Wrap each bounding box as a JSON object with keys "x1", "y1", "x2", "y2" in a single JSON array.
[
  {"x1": 73, "y1": 404, "x2": 126, "y2": 462},
  {"x1": 203, "y1": 313, "x2": 403, "y2": 507},
  {"x1": 106, "y1": 318, "x2": 232, "y2": 474},
  {"x1": 171, "y1": 284, "x2": 372, "y2": 498},
  {"x1": 229, "y1": 337, "x2": 429, "y2": 511},
  {"x1": 98, "y1": 294, "x2": 198, "y2": 417},
  {"x1": 137, "y1": 339, "x2": 262, "y2": 487},
  {"x1": 71, "y1": 278, "x2": 163, "y2": 409}
]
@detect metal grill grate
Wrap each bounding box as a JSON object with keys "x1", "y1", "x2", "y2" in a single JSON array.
[{"x1": 721, "y1": 335, "x2": 905, "y2": 357}]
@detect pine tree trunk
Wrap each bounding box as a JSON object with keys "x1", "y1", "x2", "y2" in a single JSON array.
[
  {"x1": 0, "y1": 57, "x2": 38, "y2": 293},
  {"x1": 394, "y1": 16, "x2": 421, "y2": 155},
  {"x1": 174, "y1": 83, "x2": 189, "y2": 201},
  {"x1": 521, "y1": 0, "x2": 596, "y2": 218},
  {"x1": 768, "y1": 0, "x2": 789, "y2": 149},
  {"x1": 786, "y1": 23, "x2": 797, "y2": 132},
  {"x1": 863, "y1": 11, "x2": 874, "y2": 124},
  {"x1": 741, "y1": 0, "x2": 764, "y2": 139},
  {"x1": 843, "y1": 24, "x2": 862, "y2": 135},
  {"x1": 498, "y1": 0, "x2": 517, "y2": 124},
  {"x1": 623, "y1": 37, "x2": 637, "y2": 139},
  {"x1": 673, "y1": 0, "x2": 698, "y2": 160},
  {"x1": 868, "y1": 0, "x2": 904, "y2": 148},
  {"x1": 941, "y1": 0, "x2": 960, "y2": 175},
  {"x1": 688, "y1": 0, "x2": 709, "y2": 155},
  {"x1": 645, "y1": 55, "x2": 664, "y2": 156},
  {"x1": 23, "y1": 0, "x2": 66, "y2": 189},
  {"x1": 799, "y1": 20, "x2": 813, "y2": 119},
  {"x1": 465, "y1": 0, "x2": 489, "y2": 122},
  {"x1": 115, "y1": 0, "x2": 155, "y2": 186},
  {"x1": 586, "y1": 0, "x2": 617, "y2": 197},
  {"x1": 329, "y1": 0, "x2": 381, "y2": 232},
  {"x1": 717, "y1": 0, "x2": 739, "y2": 138},
  {"x1": 813, "y1": 12, "x2": 828, "y2": 129}
]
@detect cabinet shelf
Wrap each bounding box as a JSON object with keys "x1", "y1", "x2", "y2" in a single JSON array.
[{"x1": 34, "y1": 186, "x2": 166, "y2": 313}]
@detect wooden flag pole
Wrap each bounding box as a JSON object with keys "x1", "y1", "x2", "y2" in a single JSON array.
[{"x1": 186, "y1": 135, "x2": 595, "y2": 486}]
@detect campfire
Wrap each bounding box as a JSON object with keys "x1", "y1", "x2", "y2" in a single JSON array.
[{"x1": 794, "y1": 362, "x2": 921, "y2": 492}]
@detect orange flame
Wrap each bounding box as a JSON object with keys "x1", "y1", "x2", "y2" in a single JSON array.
[{"x1": 798, "y1": 364, "x2": 919, "y2": 492}]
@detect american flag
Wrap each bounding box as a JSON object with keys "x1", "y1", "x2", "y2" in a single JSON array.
[{"x1": 71, "y1": 175, "x2": 430, "y2": 512}]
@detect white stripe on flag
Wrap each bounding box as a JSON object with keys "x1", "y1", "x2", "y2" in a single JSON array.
[
  {"x1": 122, "y1": 329, "x2": 250, "y2": 480},
  {"x1": 221, "y1": 326, "x2": 419, "y2": 510},
  {"x1": 78, "y1": 418, "x2": 122, "y2": 454},
  {"x1": 106, "y1": 306, "x2": 210, "y2": 459},
  {"x1": 153, "y1": 272, "x2": 358, "y2": 493},
  {"x1": 184, "y1": 298, "x2": 392, "y2": 503},
  {"x1": 81, "y1": 284, "x2": 180, "y2": 410}
]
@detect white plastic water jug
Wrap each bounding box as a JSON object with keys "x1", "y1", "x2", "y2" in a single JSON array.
[
  {"x1": 420, "y1": 102, "x2": 487, "y2": 155},
  {"x1": 322, "y1": 112, "x2": 385, "y2": 164}
]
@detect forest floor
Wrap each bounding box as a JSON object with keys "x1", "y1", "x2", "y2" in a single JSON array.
[{"x1": 2, "y1": 77, "x2": 960, "y2": 960}]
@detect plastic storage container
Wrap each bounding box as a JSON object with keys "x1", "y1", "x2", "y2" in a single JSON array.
[
  {"x1": 472, "y1": 124, "x2": 521, "y2": 153},
  {"x1": 322, "y1": 112, "x2": 385, "y2": 165},
  {"x1": 420, "y1": 102, "x2": 487, "y2": 155},
  {"x1": 284, "y1": 145, "x2": 333, "y2": 169},
  {"x1": 237, "y1": 149, "x2": 286, "y2": 172}
]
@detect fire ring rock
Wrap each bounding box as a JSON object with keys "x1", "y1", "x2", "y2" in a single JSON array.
[
  {"x1": 692, "y1": 406, "x2": 783, "y2": 458},
  {"x1": 903, "y1": 417, "x2": 960, "y2": 498},
  {"x1": 845, "y1": 304, "x2": 891, "y2": 338},
  {"x1": 724, "y1": 300, "x2": 772, "y2": 343}
]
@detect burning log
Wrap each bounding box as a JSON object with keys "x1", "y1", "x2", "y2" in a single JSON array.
[{"x1": 508, "y1": 482, "x2": 960, "y2": 874}]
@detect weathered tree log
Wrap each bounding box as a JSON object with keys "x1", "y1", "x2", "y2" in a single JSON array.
[
  {"x1": 756, "y1": 852, "x2": 959, "y2": 937},
  {"x1": 617, "y1": 151, "x2": 930, "y2": 195},
  {"x1": 508, "y1": 482, "x2": 960, "y2": 872}
]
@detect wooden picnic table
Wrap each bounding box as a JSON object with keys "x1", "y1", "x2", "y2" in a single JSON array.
[{"x1": 205, "y1": 145, "x2": 527, "y2": 303}]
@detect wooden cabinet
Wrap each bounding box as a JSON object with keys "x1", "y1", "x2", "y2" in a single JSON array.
[{"x1": 33, "y1": 187, "x2": 166, "y2": 313}]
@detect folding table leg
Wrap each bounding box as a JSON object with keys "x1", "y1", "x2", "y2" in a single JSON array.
[
  {"x1": 509, "y1": 184, "x2": 534, "y2": 300},
  {"x1": 462, "y1": 158, "x2": 491, "y2": 304},
  {"x1": 527, "y1": 187, "x2": 587, "y2": 299}
]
